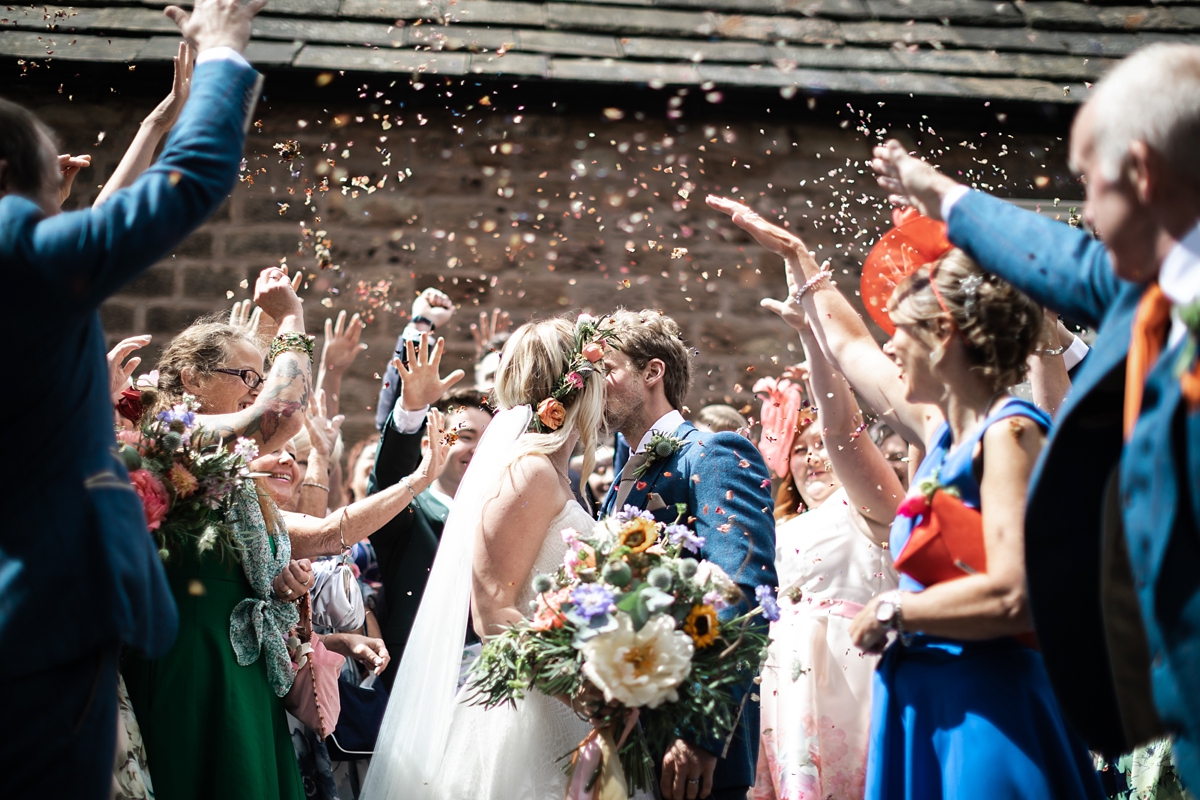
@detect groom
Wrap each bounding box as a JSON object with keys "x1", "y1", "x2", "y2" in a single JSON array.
[{"x1": 600, "y1": 309, "x2": 777, "y2": 800}]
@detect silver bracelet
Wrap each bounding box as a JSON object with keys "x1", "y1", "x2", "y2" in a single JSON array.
[
  {"x1": 792, "y1": 268, "x2": 833, "y2": 303},
  {"x1": 400, "y1": 477, "x2": 418, "y2": 500}
]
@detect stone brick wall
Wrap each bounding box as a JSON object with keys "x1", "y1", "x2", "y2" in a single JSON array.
[{"x1": 17, "y1": 77, "x2": 1075, "y2": 451}]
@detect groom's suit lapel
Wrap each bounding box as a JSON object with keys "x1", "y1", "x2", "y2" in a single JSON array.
[{"x1": 618, "y1": 422, "x2": 697, "y2": 517}]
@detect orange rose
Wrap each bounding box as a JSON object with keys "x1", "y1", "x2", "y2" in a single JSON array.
[
  {"x1": 581, "y1": 342, "x2": 605, "y2": 363},
  {"x1": 537, "y1": 397, "x2": 567, "y2": 431}
]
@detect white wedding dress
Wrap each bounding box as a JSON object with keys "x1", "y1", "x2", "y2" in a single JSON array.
[
  {"x1": 362, "y1": 408, "x2": 619, "y2": 800},
  {"x1": 434, "y1": 499, "x2": 599, "y2": 799}
]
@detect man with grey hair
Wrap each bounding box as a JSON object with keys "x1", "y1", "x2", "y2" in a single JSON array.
[{"x1": 871, "y1": 43, "x2": 1200, "y2": 790}]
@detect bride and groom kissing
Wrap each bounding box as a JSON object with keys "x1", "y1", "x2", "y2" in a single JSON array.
[{"x1": 361, "y1": 308, "x2": 778, "y2": 800}]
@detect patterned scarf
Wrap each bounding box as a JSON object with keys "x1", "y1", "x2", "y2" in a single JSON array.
[{"x1": 227, "y1": 487, "x2": 300, "y2": 697}]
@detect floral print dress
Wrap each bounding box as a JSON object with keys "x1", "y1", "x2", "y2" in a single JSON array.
[{"x1": 754, "y1": 488, "x2": 897, "y2": 800}]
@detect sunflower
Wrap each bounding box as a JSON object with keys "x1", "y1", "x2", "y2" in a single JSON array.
[
  {"x1": 684, "y1": 604, "x2": 720, "y2": 649},
  {"x1": 618, "y1": 517, "x2": 658, "y2": 553}
]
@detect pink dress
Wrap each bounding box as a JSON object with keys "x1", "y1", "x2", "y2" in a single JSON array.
[{"x1": 754, "y1": 488, "x2": 897, "y2": 800}]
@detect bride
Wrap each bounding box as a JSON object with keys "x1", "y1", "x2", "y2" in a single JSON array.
[{"x1": 361, "y1": 317, "x2": 608, "y2": 800}]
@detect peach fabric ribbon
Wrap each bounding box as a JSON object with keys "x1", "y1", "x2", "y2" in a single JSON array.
[
  {"x1": 565, "y1": 709, "x2": 641, "y2": 800},
  {"x1": 1124, "y1": 283, "x2": 1200, "y2": 440}
]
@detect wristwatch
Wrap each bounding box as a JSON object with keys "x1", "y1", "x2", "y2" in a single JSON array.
[{"x1": 875, "y1": 590, "x2": 904, "y2": 633}]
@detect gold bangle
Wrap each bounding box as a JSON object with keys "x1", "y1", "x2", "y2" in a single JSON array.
[{"x1": 301, "y1": 482, "x2": 329, "y2": 492}]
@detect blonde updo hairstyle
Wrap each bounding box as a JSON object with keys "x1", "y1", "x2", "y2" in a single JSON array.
[
  {"x1": 491, "y1": 317, "x2": 605, "y2": 485},
  {"x1": 888, "y1": 249, "x2": 1043, "y2": 393}
]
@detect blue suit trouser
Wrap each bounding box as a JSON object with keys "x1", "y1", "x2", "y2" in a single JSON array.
[{"x1": 0, "y1": 644, "x2": 119, "y2": 799}]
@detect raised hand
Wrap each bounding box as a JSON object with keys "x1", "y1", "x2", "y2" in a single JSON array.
[
  {"x1": 870, "y1": 139, "x2": 961, "y2": 221},
  {"x1": 411, "y1": 287, "x2": 455, "y2": 330},
  {"x1": 470, "y1": 307, "x2": 511, "y2": 359},
  {"x1": 414, "y1": 408, "x2": 452, "y2": 485},
  {"x1": 253, "y1": 266, "x2": 304, "y2": 326},
  {"x1": 304, "y1": 389, "x2": 345, "y2": 461},
  {"x1": 164, "y1": 0, "x2": 268, "y2": 54},
  {"x1": 107, "y1": 335, "x2": 152, "y2": 400},
  {"x1": 321, "y1": 310, "x2": 367, "y2": 376},
  {"x1": 57, "y1": 154, "x2": 91, "y2": 207},
  {"x1": 143, "y1": 42, "x2": 193, "y2": 133},
  {"x1": 229, "y1": 299, "x2": 263, "y2": 335},
  {"x1": 393, "y1": 332, "x2": 466, "y2": 411}
]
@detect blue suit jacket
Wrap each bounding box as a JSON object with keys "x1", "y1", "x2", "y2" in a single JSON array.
[
  {"x1": 0, "y1": 58, "x2": 261, "y2": 678},
  {"x1": 948, "y1": 191, "x2": 1200, "y2": 784},
  {"x1": 601, "y1": 421, "x2": 777, "y2": 790}
]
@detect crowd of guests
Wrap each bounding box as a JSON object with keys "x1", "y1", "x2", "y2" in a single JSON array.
[{"x1": 1, "y1": 0, "x2": 1197, "y2": 796}]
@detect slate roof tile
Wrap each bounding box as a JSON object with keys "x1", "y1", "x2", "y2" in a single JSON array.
[{"x1": 2, "y1": 0, "x2": 1196, "y2": 102}]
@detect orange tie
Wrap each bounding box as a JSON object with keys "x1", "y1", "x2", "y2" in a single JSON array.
[{"x1": 1124, "y1": 283, "x2": 1200, "y2": 439}]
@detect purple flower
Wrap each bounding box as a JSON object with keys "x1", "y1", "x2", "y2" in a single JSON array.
[
  {"x1": 233, "y1": 437, "x2": 259, "y2": 462},
  {"x1": 665, "y1": 524, "x2": 705, "y2": 554},
  {"x1": 616, "y1": 505, "x2": 654, "y2": 524},
  {"x1": 571, "y1": 584, "x2": 616, "y2": 620},
  {"x1": 158, "y1": 404, "x2": 196, "y2": 431},
  {"x1": 756, "y1": 585, "x2": 781, "y2": 622}
]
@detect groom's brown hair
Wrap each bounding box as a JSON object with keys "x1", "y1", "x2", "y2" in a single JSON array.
[{"x1": 605, "y1": 309, "x2": 693, "y2": 411}]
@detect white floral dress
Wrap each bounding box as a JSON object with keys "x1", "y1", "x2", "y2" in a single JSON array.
[{"x1": 754, "y1": 489, "x2": 898, "y2": 800}]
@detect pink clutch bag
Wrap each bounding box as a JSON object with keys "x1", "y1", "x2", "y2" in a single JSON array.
[{"x1": 285, "y1": 594, "x2": 345, "y2": 738}]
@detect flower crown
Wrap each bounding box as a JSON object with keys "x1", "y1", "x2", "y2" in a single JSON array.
[{"x1": 530, "y1": 315, "x2": 618, "y2": 433}]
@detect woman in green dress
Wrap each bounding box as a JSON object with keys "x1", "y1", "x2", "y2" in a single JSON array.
[{"x1": 123, "y1": 267, "x2": 316, "y2": 800}]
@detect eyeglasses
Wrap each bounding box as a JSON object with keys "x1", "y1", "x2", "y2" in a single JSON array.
[{"x1": 212, "y1": 368, "x2": 264, "y2": 390}]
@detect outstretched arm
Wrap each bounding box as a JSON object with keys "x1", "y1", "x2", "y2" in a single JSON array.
[
  {"x1": 95, "y1": 43, "x2": 193, "y2": 207},
  {"x1": 709, "y1": 195, "x2": 937, "y2": 447},
  {"x1": 764, "y1": 299, "x2": 904, "y2": 539},
  {"x1": 21, "y1": 0, "x2": 265, "y2": 310},
  {"x1": 197, "y1": 268, "x2": 310, "y2": 453},
  {"x1": 871, "y1": 140, "x2": 1121, "y2": 329},
  {"x1": 287, "y1": 410, "x2": 449, "y2": 559}
]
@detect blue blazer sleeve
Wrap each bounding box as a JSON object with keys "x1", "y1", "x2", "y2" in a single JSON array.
[
  {"x1": 6, "y1": 59, "x2": 258, "y2": 311},
  {"x1": 686, "y1": 432, "x2": 778, "y2": 619},
  {"x1": 947, "y1": 190, "x2": 1125, "y2": 329},
  {"x1": 683, "y1": 433, "x2": 777, "y2": 757}
]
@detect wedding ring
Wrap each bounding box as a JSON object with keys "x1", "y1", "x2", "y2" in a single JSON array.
[
  {"x1": 282, "y1": 587, "x2": 293, "y2": 597},
  {"x1": 687, "y1": 778, "x2": 700, "y2": 785}
]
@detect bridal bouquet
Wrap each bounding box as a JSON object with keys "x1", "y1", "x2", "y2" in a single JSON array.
[
  {"x1": 466, "y1": 505, "x2": 775, "y2": 797},
  {"x1": 115, "y1": 394, "x2": 259, "y2": 563}
]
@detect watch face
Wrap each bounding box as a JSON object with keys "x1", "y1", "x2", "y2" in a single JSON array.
[{"x1": 876, "y1": 601, "x2": 895, "y2": 624}]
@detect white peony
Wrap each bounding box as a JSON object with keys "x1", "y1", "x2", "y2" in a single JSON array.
[{"x1": 581, "y1": 612, "x2": 694, "y2": 709}]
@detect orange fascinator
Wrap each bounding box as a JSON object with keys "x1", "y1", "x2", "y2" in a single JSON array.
[
  {"x1": 754, "y1": 376, "x2": 806, "y2": 480},
  {"x1": 860, "y1": 208, "x2": 953, "y2": 335}
]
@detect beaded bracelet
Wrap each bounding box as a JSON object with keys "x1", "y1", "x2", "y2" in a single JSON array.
[
  {"x1": 269, "y1": 331, "x2": 315, "y2": 365},
  {"x1": 793, "y1": 269, "x2": 834, "y2": 303}
]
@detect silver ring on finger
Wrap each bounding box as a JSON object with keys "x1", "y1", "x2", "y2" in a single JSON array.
[{"x1": 687, "y1": 779, "x2": 700, "y2": 785}]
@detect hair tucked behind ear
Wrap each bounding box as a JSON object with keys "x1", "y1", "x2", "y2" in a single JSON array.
[
  {"x1": 492, "y1": 317, "x2": 605, "y2": 486},
  {"x1": 153, "y1": 316, "x2": 266, "y2": 416},
  {"x1": 888, "y1": 249, "x2": 1043, "y2": 392}
]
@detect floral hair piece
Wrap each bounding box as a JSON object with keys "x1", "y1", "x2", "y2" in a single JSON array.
[{"x1": 530, "y1": 315, "x2": 618, "y2": 433}]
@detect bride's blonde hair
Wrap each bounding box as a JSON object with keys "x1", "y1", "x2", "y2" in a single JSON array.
[{"x1": 492, "y1": 317, "x2": 604, "y2": 485}]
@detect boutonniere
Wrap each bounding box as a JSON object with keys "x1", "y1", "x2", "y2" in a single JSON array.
[{"x1": 633, "y1": 432, "x2": 686, "y2": 479}]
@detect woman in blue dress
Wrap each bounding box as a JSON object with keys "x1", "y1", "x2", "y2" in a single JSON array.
[{"x1": 709, "y1": 196, "x2": 1104, "y2": 800}]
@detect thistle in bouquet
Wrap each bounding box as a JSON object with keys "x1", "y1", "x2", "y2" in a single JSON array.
[
  {"x1": 116, "y1": 394, "x2": 258, "y2": 563},
  {"x1": 466, "y1": 504, "x2": 775, "y2": 797}
]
